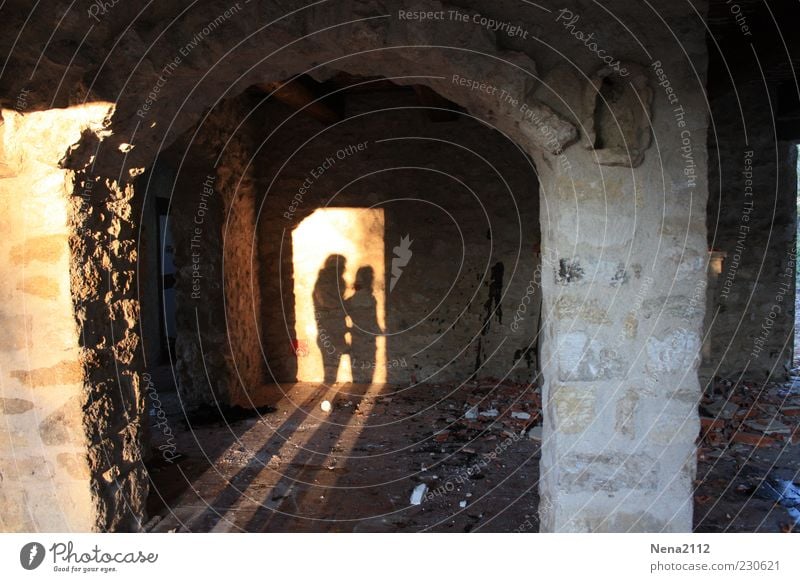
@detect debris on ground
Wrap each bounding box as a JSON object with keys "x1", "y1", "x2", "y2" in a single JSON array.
[
  {"x1": 450, "y1": 378, "x2": 543, "y2": 440},
  {"x1": 698, "y1": 377, "x2": 800, "y2": 449},
  {"x1": 695, "y1": 374, "x2": 800, "y2": 532},
  {"x1": 147, "y1": 379, "x2": 541, "y2": 532},
  {"x1": 527, "y1": 426, "x2": 543, "y2": 442},
  {"x1": 753, "y1": 477, "x2": 800, "y2": 531},
  {"x1": 410, "y1": 483, "x2": 427, "y2": 505}
]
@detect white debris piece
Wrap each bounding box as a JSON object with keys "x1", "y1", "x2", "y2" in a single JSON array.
[
  {"x1": 320, "y1": 400, "x2": 332, "y2": 412},
  {"x1": 459, "y1": 500, "x2": 467, "y2": 508},
  {"x1": 511, "y1": 411, "x2": 531, "y2": 420},
  {"x1": 410, "y1": 483, "x2": 428, "y2": 505},
  {"x1": 465, "y1": 406, "x2": 478, "y2": 420},
  {"x1": 528, "y1": 426, "x2": 543, "y2": 441},
  {"x1": 479, "y1": 408, "x2": 499, "y2": 418}
]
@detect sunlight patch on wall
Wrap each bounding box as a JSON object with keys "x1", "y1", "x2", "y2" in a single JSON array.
[{"x1": 292, "y1": 208, "x2": 386, "y2": 384}]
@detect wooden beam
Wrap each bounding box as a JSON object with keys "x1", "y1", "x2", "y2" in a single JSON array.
[{"x1": 256, "y1": 79, "x2": 341, "y2": 125}]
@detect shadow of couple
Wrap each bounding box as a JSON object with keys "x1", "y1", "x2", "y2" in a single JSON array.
[{"x1": 312, "y1": 254, "x2": 382, "y2": 384}]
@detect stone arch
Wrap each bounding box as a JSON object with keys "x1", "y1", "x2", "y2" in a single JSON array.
[{"x1": 52, "y1": 3, "x2": 580, "y2": 531}]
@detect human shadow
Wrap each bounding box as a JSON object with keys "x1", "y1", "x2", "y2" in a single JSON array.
[
  {"x1": 345, "y1": 266, "x2": 381, "y2": 384},
  {"x1": 313, "y1": 255, "x2": 349, "y2": 385}
]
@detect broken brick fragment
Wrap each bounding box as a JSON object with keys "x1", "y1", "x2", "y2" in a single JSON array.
[
  {"x1": 730, "y1": 431, "x2": 776, "y2": 447},
  {"x1": 700, "y1": 417, "x2": 725, "y2": 431}
]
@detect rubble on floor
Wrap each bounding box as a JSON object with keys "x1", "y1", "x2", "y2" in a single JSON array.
[
  {"x1": 699, "y1": 378, "x2": 800, "y2": 450},
  {"x1": 432, "y1": 378, "x2": 542, "y2": 444},
  {"x1": 145, "y1": 369, "x2": 800, "y2": 533},
  {"x1": 695, "y1": 375, "x2": 800, "y2": 532}
]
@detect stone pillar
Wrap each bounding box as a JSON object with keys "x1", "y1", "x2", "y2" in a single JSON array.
[
  {"x1": 0, "y1": 105, "x2": 147, "y2": 531},
  {"x1": 170, "y1": 143, "x2": 229, "y2": 408},
  {"x1": 534, "y1": 58, "x2": 708, "y2": 531},
  {"x1": 216, "y1": 113, "x2": 265, "y2": 407},
  {"x1": 171, "y1": 98, "x2": 265, "y2": 409}
]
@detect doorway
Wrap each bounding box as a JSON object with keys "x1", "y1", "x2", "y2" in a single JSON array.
[{"x1": 292, "y1": 207, "x2": 387, "y2": 384}]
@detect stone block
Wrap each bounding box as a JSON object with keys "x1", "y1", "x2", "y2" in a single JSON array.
[
  {"x1": 645, "y1": 329, "x2": 701, "y2": 375},
  {"x1": 39, "y1": 394, "x2": 85, "y2": 446},
  {"x1": 554, "y1": 296, "x2": 611, "y2": 324},
  {"x1": 581, "y1": 511, "x2": 671, "y2": 533},
  {"x1": 557, "y1": 332, "x2": 623, "y2": 381},
  {"x1": 0, "y1": 486, "x2": 36, "y2": 531},
  {"x1": 644, "y1": 412, "x2": 698, "y2": 446},
  {"x1": 641, "y1": 296, "x2": 702, "y2": 321},
  {"x1": 0, "y1": 454, "x2": 54, "y2": 482},
  {"x1": 615, "y1": 389, "x2": 639, "y2": 437},
  {"x1": 9, "y1": 234, "x2": 66, "y2": 266},
  {"x1": 551, "y1": 385, "x2": 596, "y2": 434},
  {"x1": 0, "y1": 314, "x2": 32, "y2": 350},
  {"x1": 0, "y1": 427, "x2": 29, "y2": 448},
  {"x1": 16, "y1": 275, "x2": 60, "y2": 299},
  {"x1": 10, "y1": 360, "x2": 83, "y2": 388},
  {"x1": 558, "y1": 452, "x2": 658, "y2": 493},
  {"x1": 56, "y1": 452, "x2": 91, "y2": 480},
  {"x1": 554, "y1": 256, "x2": 631, "y2": 287},
  {"x1": 623, "y1": 313, "x2": 638, "y2": 339},
  {"x1": 0, "y1": 397, "x2": 34, "y2": 415}
]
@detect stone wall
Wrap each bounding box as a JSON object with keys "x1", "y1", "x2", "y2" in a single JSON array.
[
  {"x1": 0, "y1": 104, "x2": 146, "y2": 531},
  {"x1": 705, "y1": 82, "x2": 797, "y2": 382}
]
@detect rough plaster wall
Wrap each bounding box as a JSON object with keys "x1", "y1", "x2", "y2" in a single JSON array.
[
  {"x1": 69, "y1": 170, "x2": 148, "y2": 532},
  {"x1": 0, "y1": 106, "x2": 146, "y2": 531},
  {"x1": 255, "y1": 90, "x2": 541, "y2": 385},
  {"x1": 169, "y1": 98, "x2": 265, "y2": 409},
  {"x1": 705, "y1": 84, "x2": 797, "y2": 381}
]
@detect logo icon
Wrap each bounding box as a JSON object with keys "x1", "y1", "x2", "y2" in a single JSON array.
[
  {"x1": 390, "y1": 234, "x2": 413, "y2": 292},
  {"x1": 20, "y1": 542, "x2": 45, "y2": 570}
]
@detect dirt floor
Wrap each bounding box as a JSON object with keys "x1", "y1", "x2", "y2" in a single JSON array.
[
  {"x1": 144, "y1": 367, "x2": 800, "y2": 533},
  {"x1": 145, "y1": 371, "x2": 542, "y2": 532}
]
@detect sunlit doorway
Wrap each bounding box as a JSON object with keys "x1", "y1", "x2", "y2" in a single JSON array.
[{"x1": 292, "y1": 208, "x2": 387, "y2": 383}]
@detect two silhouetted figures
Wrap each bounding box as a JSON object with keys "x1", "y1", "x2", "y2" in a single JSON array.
[{"x1": 312, "y1": 255, "x2": 381, "y2": 384}]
